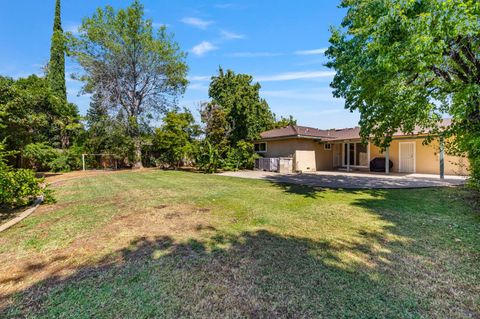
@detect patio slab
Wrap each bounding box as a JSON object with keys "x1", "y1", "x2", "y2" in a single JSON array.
[{"x1": 217, "y1": 170, "x2": 467, "y2": 189}]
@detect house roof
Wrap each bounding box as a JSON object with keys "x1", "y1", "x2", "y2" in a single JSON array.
[
  {"x1": 259, "y1": 125, "x2": 333, "y2": 140},
  {"x1": 259, "y1": 119, "x2": 451, "y2": 142}
]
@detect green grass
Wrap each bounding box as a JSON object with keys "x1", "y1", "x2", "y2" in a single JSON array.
[{"x1": 0, "y1": 170, "x2": 479, "y2": 318}]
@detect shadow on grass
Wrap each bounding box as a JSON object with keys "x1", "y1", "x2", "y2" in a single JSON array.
[
  {"x1": 263, "y1": 175, "x2": 388, "y2": 199},
  {"x1": 1, "y1": 183, "x2": 478, "y2": 318},
  {"x1": 0, "y1": 227, "x2": 435, "y2": 318}
]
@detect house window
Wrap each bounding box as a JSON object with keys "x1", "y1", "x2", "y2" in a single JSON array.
[
  {"x1": 254, "y1": 142, "x2": 267, "y2": 153},
  {"x1": 324, "y1": 143, "x2": 332, "y2": 150}
]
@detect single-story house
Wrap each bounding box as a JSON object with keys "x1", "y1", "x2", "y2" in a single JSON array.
[{"x1": 254, "y1": 119, "x2": 468, "y2": 176}]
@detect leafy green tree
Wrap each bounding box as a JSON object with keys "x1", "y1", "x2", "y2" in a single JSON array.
[
  {"x1": 153, "y1": 109, "x2": 200, "y2": 168},
  {"x1": 68, "y1": 0, "x2": 188, "y2": 168},
  {"x1": 48, "y1": 0, "x2": 67, "y2": 101},
  {"x1": 0, "y1": 75, "x2": 80, "y2": 160},
  {"x1": 326, "y1": 0, "x2": 480, "y2": 189},
  {"x1": 208, "y1": 67, "x2": 275, "y2": 145},
  {"x1": 198, "y1": 69, "x2": 277, "y2": 173}
]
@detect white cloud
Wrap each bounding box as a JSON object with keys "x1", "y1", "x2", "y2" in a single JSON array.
[
  {"x1": 191, "y1": 41, "x2": 217, "y2": 56},
  {"x1": 180, "y1": 17, "x2": 213, "y2": 30},
  {"x1": 65, "y1": 23, "x2": 81, "y2": 35},
  {"x1": 220, "y1": 30, "x2": 245, "y2": 40},
  {"x1": 188, "y1": 75, "x2": 210, "y2": 81},
  {"x1": 255, "y1": 70, "x2": 335, "y2": 82},
  {"x1": 294, "y1": 48, "x2": 328, "y2": 55},
  {"x1": 227, "y1": 52, "x2": 283, "y2": 57}
]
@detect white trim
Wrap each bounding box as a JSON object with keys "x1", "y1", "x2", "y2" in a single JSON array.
[
  {"x1": 324, "y1": 143, "x2": 332, "y2": 151},
  {"x1": 398, "y1": 141, "x2": 416, "y2": 173},
  {"x1": 341, "y1": 142, "x2": 369, "y2": 168}
]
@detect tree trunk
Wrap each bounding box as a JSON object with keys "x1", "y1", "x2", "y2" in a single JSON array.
[{"x1": 132, "y1": 139, "x2": 143, "y2": 169}]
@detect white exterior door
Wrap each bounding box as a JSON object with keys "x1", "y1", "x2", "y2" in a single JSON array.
[{"x1": 399, "y1": 142, "x2": 415, "y2": 173}]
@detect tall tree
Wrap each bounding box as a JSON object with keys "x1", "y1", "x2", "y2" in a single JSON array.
[
  {"x1": 68, "y1": 0, "x2": 188, "y2": 168},
  {"x1": 326, "y1": 0, "x2": 480, "y2": 189},
  {"x1": 48, "y1": 0, "x2": 67, "y2": 101},
  {"x1": 208, "y1": 68, "x2": 275, "y2": 145}
]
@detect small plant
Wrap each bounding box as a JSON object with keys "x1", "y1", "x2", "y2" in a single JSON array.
[{"x1": 196, "y1": 141, "x2": 223, "y2": 173}]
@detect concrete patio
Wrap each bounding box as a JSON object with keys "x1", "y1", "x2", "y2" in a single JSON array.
[{"x1": 218, "y1": 170, "x2": 467, "y2": 189}]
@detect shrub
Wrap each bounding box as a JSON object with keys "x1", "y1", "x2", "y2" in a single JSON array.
[
  {"x1": 22, "y1": 143, "x2": 83, "y2": 172},
  {"x1": 195, "y1": 141, "x2": 223, "y2": 173},
  {"x1": 0, "y1": 143, "x2": 49, "y2": 208},
  {"x1": 0, "y1": 169, "x2": 44, "y2": 208},
  {"x1": 223, "y1": 141, "x2": 258, "y2": 171},
  {"x1": 22, "y1": 143, "x2": 58, "y2": 171},
  {"x1": 49, "y1": 146, "x2": 83, "y2": 172}
]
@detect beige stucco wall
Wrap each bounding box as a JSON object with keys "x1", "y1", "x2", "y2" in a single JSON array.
[
  {"x1": 370, "y1": 138, "x2": 468, "y2": 175},
  {"x1": 262, "y1": 138, "x2": 334, "y2": 172},
  {"x1": 261, "y1": 136, "x2": 467, "y2": 175},
  {"x1": 316, "y1": 145, "x2": 334, "y2": 170}
]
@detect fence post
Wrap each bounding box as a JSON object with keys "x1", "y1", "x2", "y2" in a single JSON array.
[
  {"x1": 440, "y1": 137, "x2": 445, "y2": 179},
  {"x1": 385, "y1": 146, "x2": 390, "y2": 175}
]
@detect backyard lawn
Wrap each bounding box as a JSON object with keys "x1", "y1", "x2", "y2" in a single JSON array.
[{"x1": 0, "y1": 170, "x2": 479, "y2": 318}]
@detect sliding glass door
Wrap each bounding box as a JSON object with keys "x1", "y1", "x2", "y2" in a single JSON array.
[{"x1": 342, "y1": 143, "x2": 369, "y2": 167}]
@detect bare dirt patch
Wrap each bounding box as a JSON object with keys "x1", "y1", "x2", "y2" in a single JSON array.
[{"x1": 0, "y1": 202, "x2": 215, "y2": 309}]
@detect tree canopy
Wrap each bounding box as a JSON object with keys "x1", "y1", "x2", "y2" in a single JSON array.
[
  {"x1": 0, "y1": 75, "x2": 79, "y2": 155},
  {"x1": 68, "y1": 0, "x2": 188, "y2": 168},
  {"x1": 326, "y1": 0, "x2": 480, "y2": 188},
  {"x1": 153, "y1": 109, "x2": 199, "y2": 168},
  {"x1": 208, "y1": 67, "x2": 275, "y2": 145}
]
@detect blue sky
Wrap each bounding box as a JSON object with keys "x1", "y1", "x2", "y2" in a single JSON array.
[{"x1": 0, "y1": 0, "x2": 360, "y2": 129}]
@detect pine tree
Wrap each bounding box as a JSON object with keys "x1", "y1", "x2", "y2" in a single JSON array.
[{"x1": 48, "y1": 0, "x2": 67, "y2": 100}]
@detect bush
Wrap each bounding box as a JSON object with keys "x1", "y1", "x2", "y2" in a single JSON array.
[
  {"x1": 195, "y1": 141, "x2": 223, "y2": 173},
  {"x1": 49, "y1": 146, "x2": 83, "y2": 172},
  {"x1": 223, "y1": 141, "x2": 258, "y2": 171},
  {"x1": 22, "y1": 143, "x2": 83, "y2": 172},
  {"x1": 0, "y1": 143, "x2": 49, "y2": 208},
  {"x1": 22, "y1": 143, "x2": 58, "y2": 171},
  {"x1": 0, "y1": 169, "x2": 44, "y2": 208},
  {"x1": 195, "y1": 140, "x2": 257, "y2": 173}
]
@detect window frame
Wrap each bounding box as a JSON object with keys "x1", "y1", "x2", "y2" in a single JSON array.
[
  {"x1": 254, "y1": 142, "x2": 267, "y2": 153},
  {"x1": 324, "y1": 143, "x2": 332, "y2": 151}
]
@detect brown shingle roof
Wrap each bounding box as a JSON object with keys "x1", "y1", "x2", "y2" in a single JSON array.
[
  {"x1": 260, "y1": 125, "x2": 332, "y2": 139},
  {"x1": 259, "y1": 119, "x2": 452, "y2": 142}
]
